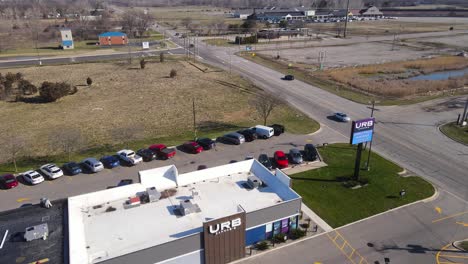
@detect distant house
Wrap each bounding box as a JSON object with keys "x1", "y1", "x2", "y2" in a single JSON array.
[
  {"x1": 98, "y1": 32, "x2": 128, "y2": 46},
  {"x1": 60, "y1": 28, "x2": 74, "y2": 50},
  {"x1": 233, "y1": 9, "x2": 254, "y2": 19},
  {"x1": 359, "y1": 6, "x2": 383, "y2": 17},
  {"x1": 248, "y1": 7, "x2": 315, "y2": 22}
]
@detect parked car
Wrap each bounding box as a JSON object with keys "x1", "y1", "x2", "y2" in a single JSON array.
[
  {"x1": 1, "y1": 174, "x2": 18, "y2": 189},
  {"x1": 117, "y1": 149, "x2": 143, "y2": 165},
  {"x1": 39, "y1": 164, "x2": 63, "y2": 179},
  {"x1": 217, "y1": 132, "x2": 245, "y2": 145},
  {"x1": 274, "y1": 150, "x2": 289, "y2": 169},
  {"x1": 251, "y1": 125, "x2": 275, "y2": 139},
  {"x1": 118, "y1": 179, "x2": 134, "y2": 187},
  {"x1": 100, "y1": 155, "x2": 120, "y2": 169},
  {"x1": 196, "y1": 138, "x2": 216, "y2": 150},
  {"x1": 269, "y1": 124, "x2": 285, "y2": 136},
  {"x1": 334, "y1": 112, "x2": 351, "y2": 122},
  {"x1": 237, "y1": 129, "x2": 258, "y2": 142},
  {"x1": 137, "y1": 148, "x2": 157, "y2": 162},
  {"x1": 258, "y1": 154, "x2": 273, "y2": 170},
  {"x1": 284, "y1": 75, "x2": 295, "y2": 81},
  {"x1": 62, "y1": 162, "x2": 82, "y2": 175},
  {"x1": 22, "y1": 170, "x2": 44, "y2": 185},
  {"x1": 289, "y1": 148, "x2": 303, "y2": 164},
  {"x1": 81, "y1": 158, "x2": 104, "y2": 173},
  {"x1": 149, "y1": 144, "x2": 176, "y2": 159},
  {"x1": 183, "y1": 141, "x2": 203, "y2": 154},
  {"x1": 304, "y1": 144, "x2": 318, "y2": 161}
]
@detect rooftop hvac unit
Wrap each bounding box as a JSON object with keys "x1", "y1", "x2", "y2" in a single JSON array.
[
  {"x1": 247, "y1": 175, "x2": 263, "y2": 189},
  {"x1": 147, "y1": 187, "x2": 161, "y2": 202},
  {"x1": 179, "y1": 199, "x2": 201, "y2": 216}
]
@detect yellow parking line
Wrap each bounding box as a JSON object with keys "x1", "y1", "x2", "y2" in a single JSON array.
[
  {"x1": 438, "y1": 255, "x2": 468, "y2": 259},
  {"x1": 438, "y1": 262, "x2": 464, "y2": 264},
  {"x1": 326, "y1": 231, "x2": 369, "y2": 264},
  {"x1": 349, "y1": 249, "x2": 355, "y2": 258},
  {"x1": 16, "y1": 198, "x2": 30, "y2": 202},
  {"x1": 432, "y1": 211, "x2": 468, "y2": 223}
]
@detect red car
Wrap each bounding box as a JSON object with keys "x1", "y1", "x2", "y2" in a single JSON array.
[
  {"x1": 274, "y1": 151, "x2": 289, "y2": 169},
  {"x1": 183, "y1": 141, "x2": 203, "y2": 154},
  {"x1": 1, "y1": 174, "x2": 19, "y2": 189},
  {"x1": 149, "y1": 144, "x2": 176, "y2": 160}
]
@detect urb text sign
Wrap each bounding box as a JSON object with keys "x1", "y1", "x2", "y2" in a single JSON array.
[{"x1": 350, "y1": 118, "x2": 375, "y2": 145}]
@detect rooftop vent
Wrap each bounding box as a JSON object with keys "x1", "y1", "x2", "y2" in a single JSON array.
[
  {"x1": 247, "y1": 175, "x2": 263, "y2": 189},
  {"x1": 179, "y1": 199, "x2": 201, "y2": 216}
]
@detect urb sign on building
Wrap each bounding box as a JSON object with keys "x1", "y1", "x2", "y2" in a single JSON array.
[
  {"x1": 208, "y1": 217, "x2": 242, "y2": 235},
  {"x1": 350, "y1": 118, "x2": 375, "y2": 145}
]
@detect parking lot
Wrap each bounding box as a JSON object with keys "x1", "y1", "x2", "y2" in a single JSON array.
[{"x1": 0, "y1": 125, "x2": 346, "y2": 212}]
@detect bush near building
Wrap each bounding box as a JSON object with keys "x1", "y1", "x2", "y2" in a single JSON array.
[{"x1": 39, "y1": 82, "x2": 72, "y2": 102}]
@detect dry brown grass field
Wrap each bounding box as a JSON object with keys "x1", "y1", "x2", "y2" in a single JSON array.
[{"x1": 0, "y1": 58, "x2": 317, "y2": 162}]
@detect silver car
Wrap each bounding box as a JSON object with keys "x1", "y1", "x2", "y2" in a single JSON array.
[
  {"x1": 334, "y1": 112, "x2": 351, "y2": 122},
  {"x1": 289, "y1": 148, "x2": 303, "y2": 164},
  {"x1": 82, "y1": 158, "x2": 104, "y2": 173}
]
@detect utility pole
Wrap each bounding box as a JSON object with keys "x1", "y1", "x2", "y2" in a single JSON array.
[
  {"x1": 192, "y1": 97, "x2": 197, "y2": 140},
  {"x1": 343, "y1": 0, "x2": 351, "y2": 38},
  {"x1": 365, "y1": 100, "x2": 377, "y2": 171}
]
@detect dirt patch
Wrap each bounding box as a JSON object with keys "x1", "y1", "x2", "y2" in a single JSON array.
[{"x1": 0, "y1": 59, "x2": 259, "y2": 160}]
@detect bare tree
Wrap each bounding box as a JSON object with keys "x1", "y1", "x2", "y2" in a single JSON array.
[
  {"x1": 111, "y1": 124, "x2": 143, "y2": 148},
  {"x1": 49, "y1": 129, "x2": 83, "y2": 161},
  {"x1": 250, "y1": 92, "x2": 284, "y2": 126},
  {"x1": 4, "y1": 136, "x2": 26, "y2": 172}
]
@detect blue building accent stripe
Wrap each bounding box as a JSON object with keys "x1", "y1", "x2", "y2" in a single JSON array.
[
  {"x1": 98, "y1": 32, "x2": 126, "y2": 37},
  {"x1": 245, "y1": 225, "x2": 266, "y2": 246}
]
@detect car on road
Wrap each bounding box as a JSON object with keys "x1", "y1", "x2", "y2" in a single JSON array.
[
  {"x1": 289, "y1": 148, "x2": 303, "y2": 164},
  {"x1": 117, "y1": 149, "x2": 143, "y2": 165},
  {"x1": 217, "y1": 132, "x2": 245, "y2": 145},
  {"x1": 118, "y1": 179, "x2": 134, "y2": 187},
  {"x1": 251, "y1": 125, "x2": 274, "y2": 139},
  {"x1": 1, "y1": 174, "x2": 18, "y2": 189},
  {"x1": 237, "y1": 129, "x2": 258, "y2": 142},
  {"x1": 62, "y1": 162, "x2": 82, "y2": 175},
  {"x1": 196, "y1": 138, "x2": 216, "y2": 150},
  {"x1": 182, "y1": 141, "x2": 203, "y2": 154},
  {"x1": 334, "y1": 112, "x2": 351, "y2": 122},
  {"x1": 82, "y1": 158, "x2": 104, "y2": 173},
  {"x1": 39, "y1": 164, "x2": 63, "y2": 179},
  {"x1": 269, "y1": 124, "x2": 285, "y2": 136},
  {"x1": 274, "y1": 151, "x2": 289, "y2": 169},
  {"x1": 100, "y1": 155, "x2": 120, "y2": 169},
  {"x1": 137, "y1": 148, "x2": 157, "y2": 162},
  {"x1": 149, "y1": 144, "x2": 176, "y2": 159},
  {"x1": 284, "y1": 75, "x2": 294, "y2": 81},
  {"x1": 22, "y1": 170, "x2": 44, "y2": 185},
  {"x1": 304, "y1": 144, "x2": 318, "y2": 161},
  {"x1": 258, "y1": 154, "x2": 273, "y2": 170}
]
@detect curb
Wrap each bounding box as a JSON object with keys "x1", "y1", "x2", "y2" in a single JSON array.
[
  {"x1": 438, "y1": 122, "x2": 468, "y2": 147},
  {"x1": 453, "y1": 240, "x2": 468, "y2": 252},
  {"x1": 307, "y1": 125, "x2": 322, "y2": 136},
  {"x1": 397, "y1": 168, "x2": 407, "y2": 176}
]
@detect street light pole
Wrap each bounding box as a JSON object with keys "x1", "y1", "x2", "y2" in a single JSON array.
[
  {"x1": 343, "y1": 0, "x2": 351, "y2": 38},
  {"x1": 365, "y1": 100, "x2": 376, "y2": 171}
]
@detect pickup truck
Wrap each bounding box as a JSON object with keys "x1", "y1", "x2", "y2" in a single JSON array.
[
  {"x1": 149, "y1": 144, "x2": 176, "y2": 160},
  {"x1": 117, "y1": 149, "x2": 143, "y2": 165}
]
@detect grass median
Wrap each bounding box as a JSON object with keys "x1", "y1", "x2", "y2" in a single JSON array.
[
  {"x1": 440, "y1": 122, "x2": 468, "y2": 145},
  {"x1": 291, "y1": 143, "x2": 434, "y2": 228}
]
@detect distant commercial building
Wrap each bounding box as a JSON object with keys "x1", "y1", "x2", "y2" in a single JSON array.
[
  {"x1": 233, "y1": 9, "x2": 254, "y2": 19},
  {"x1": 359, "y1": 6, "x2": 383, "y2": 17},
  {"x1": 248, "y1": 7, "x2": 315, "y2": 22},
  {"x1": 68, "y1": 160, "x2": 302, "y2": 264},
  {"x1": 98, "y1": 32, "x2": 128, "y2": 46},
  {"x1": 59, "y1": 28, "x2": 74, "y2": 50}
]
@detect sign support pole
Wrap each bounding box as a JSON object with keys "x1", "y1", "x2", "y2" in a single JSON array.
[{"x1": 353, "y1": 143, "x2": 363, "y2": 181}]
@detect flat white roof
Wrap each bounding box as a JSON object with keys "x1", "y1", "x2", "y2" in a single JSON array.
[{"x1": 68, "y1": 160, "x2": 300, "y2": 264}]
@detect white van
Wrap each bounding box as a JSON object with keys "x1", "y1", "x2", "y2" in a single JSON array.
[{"x1": 251, "y1": 125, "x2": 275, "y2": 139}]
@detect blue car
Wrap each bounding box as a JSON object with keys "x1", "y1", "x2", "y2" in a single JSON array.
[
  {"x1": 100, "y1": 155, "x2": 120, "y2": 169},
  {"x1": 62, "y1": 162, "x2": 82, "y2": 175}
]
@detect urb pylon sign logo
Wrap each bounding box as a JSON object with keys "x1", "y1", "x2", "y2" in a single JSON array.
[{"x1": 350, "y1": 118, "x2": 375, "y2": 145}]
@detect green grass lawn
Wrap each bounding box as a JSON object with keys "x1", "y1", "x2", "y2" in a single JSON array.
[
  {"x1": 460, "y1": 241, "x2": 468, "y2": 251},
  {"x1": 440, "y1": 122, "x2": 468, "y2": 145},
  {"x1": 203, "y1": 38, "x2": 233, "y2": 47},
  {"x1": 291, "y1": 143, "x2": 434, "y2": 228},
  {"x1": 0, "y1": 106, "x2": 319, "y2": 175}
]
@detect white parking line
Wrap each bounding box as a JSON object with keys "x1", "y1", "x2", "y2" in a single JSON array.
[{"x1": 0, "y1": 229, "x2": 8, "y2": 249}]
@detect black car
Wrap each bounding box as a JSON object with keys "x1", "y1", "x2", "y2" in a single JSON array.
[
  {"x1": 62, "y1": 162, "x2": 82, "y2": 175},
  {"x1": 237, "y1": 129, "x2": 258, "y2": 142},
  {"x1": 269, "y1": 124, "x2": 285, "y2": 136},
  {"x1": 137, "y1": 148, "x2": 157, "y2": 162},
  {"x1": 196, "y1": 138, "x2": 216, "y2": 150},
  {"x1": 258, "y1": 154, "x2": 273, "y2": 170},
  {"x1": 118, "y1": 179, "x2": 134, "y2": 187},
  {"x1": 304, "y1": 144, "x2": 318, "y2": 161},
  {"x1": 284, "y1": 75, "x2": 294, "y2": 81}
]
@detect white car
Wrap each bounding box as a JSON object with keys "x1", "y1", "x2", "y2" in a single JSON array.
[
  {"x1": 22, "y1": 170, "x2": 45, "y2": 185},
  {"x1": 117, "y1": 149, "x2": 143, "y2": 165},
  {"x1": 82, "y1": 158, "x2": 104, "y2": 173},
  {"x1": 40, "y1": 164, "x2": 63, "y2": 179},
  {"x1": 334, "y1": 112, "x2": 351, "y2": 122}
]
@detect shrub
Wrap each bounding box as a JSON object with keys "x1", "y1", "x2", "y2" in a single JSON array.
[
  {"x1": 160, "y1": 52, "x2": 165, "y2": 62},
  {"x1": 18, "y1": 80, "x2": 37, "y2": 95},
  {"x1": 289, "y1": 228, "x2": 306, "y2": 240},
  {"x1": 271, "y1": 233, "x2": 287, "y2": 244},
  {"x1": 170, "y1": 69, "x2": 177, "y2": 78},
  {"x1": 140, "y1": 58, "x2": 146, "y2": 69},
  {"x1": 255, "y1": 241, "x2": 269, "y2": 251},
  {"x1": 39, "y1": 81, "x2": 72, "y2": 102},
  {"x1": 86, "y1": 77, "x2": 92, "y2": 86}
]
